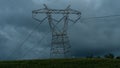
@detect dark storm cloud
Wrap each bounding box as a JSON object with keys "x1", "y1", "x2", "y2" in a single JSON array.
[
  {"x1": 69, "y1": 0, "x2": 120, "y2": 57},
  {"x1": 0, "y1": 0, "x2": 51, "y2": 60},
  {"x1": 0, "y1": 0, "x2": 120, "y2": 60}
]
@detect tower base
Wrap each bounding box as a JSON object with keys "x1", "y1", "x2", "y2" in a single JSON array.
[{"x1": 50, "y1": 33, "x2": 71, "y2": 58}]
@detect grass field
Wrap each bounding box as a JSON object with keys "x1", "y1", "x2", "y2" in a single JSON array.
[{"x1": 0, "y1": 58, "x2": 120, "y2": 68}]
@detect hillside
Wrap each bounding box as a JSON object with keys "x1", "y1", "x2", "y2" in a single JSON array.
[{"x1": 0, "y1": 58, "x2": 120, "y2": 68}]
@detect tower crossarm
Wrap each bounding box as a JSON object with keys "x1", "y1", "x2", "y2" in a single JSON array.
[{"x1": 32, "y1": 9, "x2": 81, "y2": 15}]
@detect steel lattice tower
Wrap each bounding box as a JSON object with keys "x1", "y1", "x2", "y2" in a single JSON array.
[{"x1": 32, "y1": 4, "x2": 81, "y2": 58}]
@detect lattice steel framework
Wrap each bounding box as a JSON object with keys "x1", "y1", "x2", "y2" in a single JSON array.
[{"x1": 32, "y1": 4, "x2": 81, "y2": 58}]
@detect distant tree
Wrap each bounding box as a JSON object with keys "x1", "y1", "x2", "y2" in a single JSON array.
[
  {"x1": 104, "y1": 53, "x2": 114, "y2": 59},
  {"x1": 96, "y1": 56, "x2": 101, "y2": 58},
  {"x1": 86, "y1": 54, "x2": 94, "y2": 58},
  {"x1": 116, "y1": 56, "x2": 120, "y2": 59}
]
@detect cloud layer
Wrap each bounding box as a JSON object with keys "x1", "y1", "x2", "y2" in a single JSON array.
[{"x1": 0, "y1": 0, "x2": 120, "y2": 60}]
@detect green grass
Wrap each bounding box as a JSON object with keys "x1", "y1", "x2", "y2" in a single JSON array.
[{"x1": 0, "y1": 58, "x2": 120, "y2": 68}]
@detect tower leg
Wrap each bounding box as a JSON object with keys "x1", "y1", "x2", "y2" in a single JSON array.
[{"x1": 50, "y1": 33, "x2": 71, "y2": 58}]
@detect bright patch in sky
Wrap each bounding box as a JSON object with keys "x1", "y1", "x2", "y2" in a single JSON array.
[
  {"x1": 85, "y1": 0, "x2": 91, "y2": 3},
  {"x1": 32, "y1": 0, "x2": 71, "y2": 5},
  {"x1": 32, "y1": 0, "x2": 49, "y2": 4},
  {"x1": 81, "y1": 0, "x2": 102, "y2": 8}
]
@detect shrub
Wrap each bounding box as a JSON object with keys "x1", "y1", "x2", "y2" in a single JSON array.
[
  {"x1": 116, "y1": 56, "x2": 120, "y2": 59},
  {"x1": 104, "y1": 53, "x2": 114, "y2": 59},
  {"x1": 86, "y1": 54, "x2": 94, "y2": 58}
]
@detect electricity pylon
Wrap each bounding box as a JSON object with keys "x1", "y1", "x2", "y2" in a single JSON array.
[{"x1": 32, "y1": 4, "x2": 81, "y2": 58}]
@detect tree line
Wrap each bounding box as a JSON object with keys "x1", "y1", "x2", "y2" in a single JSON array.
[{"x1": 86, "y1": 53, "x2": 120, "y2": 59}]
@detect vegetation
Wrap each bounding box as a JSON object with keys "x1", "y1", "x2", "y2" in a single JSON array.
[
  {"x1": 104, "y1": 53, "x2": 115, "y2": 59},
  {"x1": 0, "y1": 58, "x2": 120, "y2": 68},
  {"x1": 116, "y1": 56, "x2": 120, "y2": 59}
]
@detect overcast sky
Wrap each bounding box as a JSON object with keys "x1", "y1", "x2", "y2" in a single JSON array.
[{"x1": 0, "y1": 0, "x2": 120, "y2": 60}]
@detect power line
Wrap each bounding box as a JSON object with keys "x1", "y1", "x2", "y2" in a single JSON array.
[
  {"x1": 19, "y1": 16, "x2": 71, "y2": 59},
  {"x1": 21, "y1": 14, "x2": 120, "y2": 59},
  {"x1": 81, "y1": 14, "x2": 120, "y2": 22},
  {"x1": 19, "y1": 31, "x2": 50, "y2": 59},
  {"x1": 15, "y1": 15, "x2": 66, "y2": 59},
  {"x1": 7, "y1": 17, "x2": 47, "y2": 59},
  {"x1": 20, "y1": 20, "x2": 79, "y2": 59}
]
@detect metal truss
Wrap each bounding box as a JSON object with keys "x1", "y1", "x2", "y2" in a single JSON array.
[{"x1": 32, "y1": 4, "x2": 81, "y2": 58}]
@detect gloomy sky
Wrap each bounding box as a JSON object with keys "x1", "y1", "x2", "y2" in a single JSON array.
[{"x1": 0, "y1": 0, "x2": 120, "y2": 60}]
